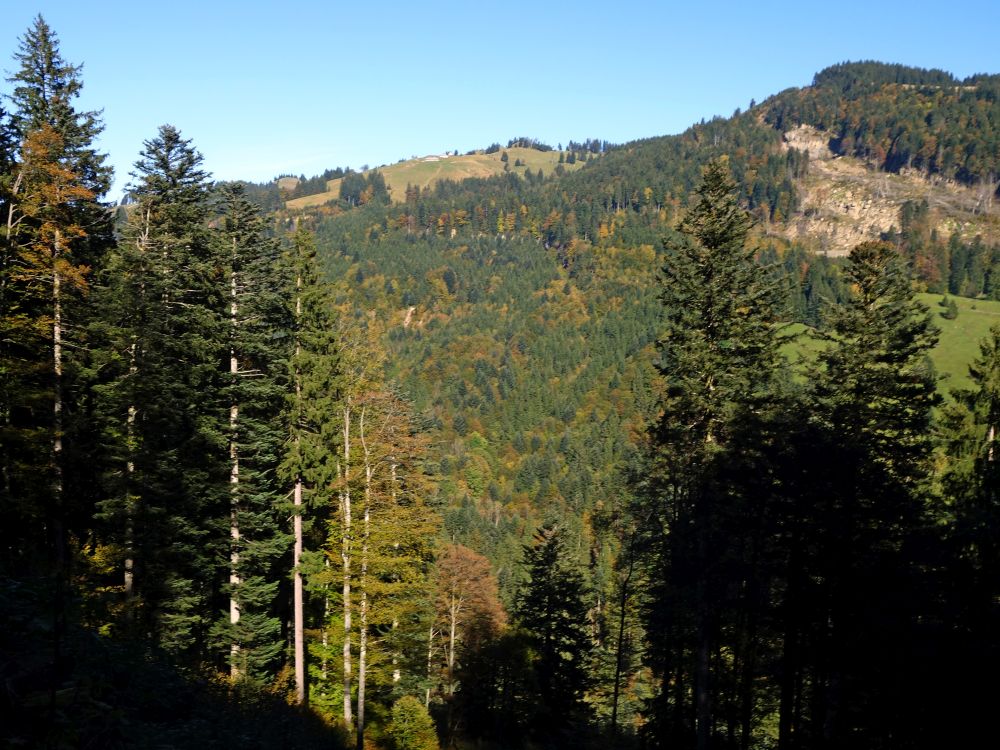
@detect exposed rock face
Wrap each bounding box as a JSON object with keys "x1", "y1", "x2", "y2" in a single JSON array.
[
  {"x1": 783, "y1": 125, "x2": 833, "y2": 161},
  {"x1": 777, "y1": 125, "x2": 999, "y2": 256}
]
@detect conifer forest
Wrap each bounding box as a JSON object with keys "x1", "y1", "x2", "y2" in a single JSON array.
[{"x1": 3, "y1": 15, "x2": 1000, "y2": 750}]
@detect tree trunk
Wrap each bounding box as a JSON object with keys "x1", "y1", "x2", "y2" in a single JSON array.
[
  {"x1": 292, "y1": 268, "x2": 306, "y2": 704},
  {"x1": 426, "y1": 624, "x2": 435, "y2": 708},
  {"x1": 611, "y1": 537, "x2": 636, "y2": 737},
  {"x1": 696, "y1": 594, "x2": 711, "y2": 750},
  {"x1": 356, "y1": 550, "x2": 368, "y2": 750},
  {"x1": 228, "y1": 246, "x2": 241, "y2": 678},
  {"x1": 341, "y1": 402, "x2": 353, "y2": 728},
  {"x1": 52, "y1": 229, "x2": 63, "y2": 556},
  {"x1": 293, "y1": 476, "x2": 306, "y2": 703},
  {"x1": 356, "y1": 405, "x2": 372, "y2": 750},
  {"x1": 124, "y1": 212, "x2": 149, "y2": 600},
  {"x1": 124, "y1": 337, "x2": 137, "y2": 598}
]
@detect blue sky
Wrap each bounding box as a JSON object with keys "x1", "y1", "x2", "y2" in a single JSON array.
[{"x1": 5, "y1": 1, "x2": 999, "y2": 199}]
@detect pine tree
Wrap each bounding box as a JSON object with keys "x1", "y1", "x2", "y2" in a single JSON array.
[
  {"x1": 936, "y1": 325, "x2": 1000, "y2": 746},
  {"x1": 7, "y1": 16, "x2": 110, "y2": 201},
  {"x1": 808, "y1": 240, "x2": 939, "y2": 745},
  {"x1": 211, "y1": 182, "x2": 291, "y2": 680},
  {"x1": 642, "y1": 157, "x2": 785, "y2": 750},
  {"x1": 1, "y1": 17, "x2": 112, "y2": 576},
  {"x1": 281, "y1": 224, "x2": 341, "y2": 706},
  {"x1": 1, "y1": 124, "x2": 93, "y2": 572},
  {"x1": 93, "y1": 125, "x2": 225, "y2": 657},
  {"x1": 515, "y1": 524, "x2": 592, "y2": 747}
]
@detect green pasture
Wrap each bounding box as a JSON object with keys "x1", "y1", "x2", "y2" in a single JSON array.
[{"x1": 779, "y1": 294, "x2": 1000, "y2": 395}]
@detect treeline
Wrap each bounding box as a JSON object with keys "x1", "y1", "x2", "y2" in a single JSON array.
[
  {"x1": 891, "y1": 198, "x2": 1000, "y2": 297},
  {"x1": 288, "y1": 166, "x2": 347, "y2": 199},
  {"x1": 308, "y1": 113, "x2": 802, "y2": 258},
  {"x1": 764, "y1": 60, "x2": 1000, "y2": 186}
]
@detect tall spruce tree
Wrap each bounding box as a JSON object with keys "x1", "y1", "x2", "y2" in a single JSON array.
[
  {"x1": 643, "y1": 157, "x2": 785, "y2": 750},
  {"x1": 281, "y1": 225, "x2": 341, "y2": 706},
  {"x1": 936, "y1": 325, "x2": 1000, "y2": 746},
  {"x1": 1, "y1": 17, "x2": 112, "y2": 576},
  {"x1": 212, "y1": 182, "x2": 291, "y2": 680},
  {"x1": 807, "y1": 240, "x2": 939, "y2": 746},
  {"x1": 7, "y1": 16, "x2": 111, "y2": 203},
  {"x1": 93, "y1": 125, "x2": 225, "y2": 657},
  {"x1": 515, "y1": 524, "x2": 592, "y2": 748}
]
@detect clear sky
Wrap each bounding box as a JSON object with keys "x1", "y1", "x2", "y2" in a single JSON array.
[{"x1": 4, "y1": 1, "x2": 998, "y2": 199}]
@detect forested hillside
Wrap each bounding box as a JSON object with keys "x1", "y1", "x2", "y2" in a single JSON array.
[{"x1": 2, "y1": 16, "x2": 999, "y2": 750}]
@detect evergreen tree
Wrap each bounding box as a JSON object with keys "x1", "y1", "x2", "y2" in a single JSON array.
[
  {"x1": 936, "y1": 325, "x2": 1000, "y2": 746},
  {"x1": 515, "y1": 524, "x2": 592, "y2": 747},
  {"x1": 93, "y1": 125, "x2": 225, "y2": 658},
  {"x1": 281, "y1": 225, "x2": 341, "y2": 706},
  {"x1": 7, "y1": 15, "x2": 110, "y2": 199},
  {"x1": 0, "y1": 124, "x2": 93, "y2": 571},
  {"x1": 1, "y1": 17, "x2": 112, "y2": 576},
  {"x1": 807, "y1": 240, "x2": 939, "y2": 746},
  {"x1": 642, "y1": 157, "x2": 785, "y2": 750},
  {"x1": 211, "y1": 182, "x2": 291, "y2": 680}
]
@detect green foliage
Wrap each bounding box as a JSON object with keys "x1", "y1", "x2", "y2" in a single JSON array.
[
  {"x1": 765, "y1": 61, "x2": 1000, "y2": 185},
  {"x1": 793, "y1": 240, "x2": 942, "y2": 745},
  {"x1": 816, "y1": 240, "x2": 940, "y2": 485},
  {"x1": 515, "y1": 524, "x2": 593, "y2": 746},
  {"x1": 387, "y1": 695, "x2": 440, "y2": 750},
  {"x1": 92, "y1": 124, "x2": 226, "y2": 659},
  {"x1": 210, "y1": 183, "x2": 292, "y2": 679},
  {"x1": 641, "y1": 159, "x2": 788, "y2": 749},
  {"x1": 7, "y1": 14, "x2": 112, "y2": 200},
  {"x1": 6, "y1": 19, "x2": 1000, "y2": 746},
  {"x1": 940, "y1": 294, "x2": 959, "y2": 319}
]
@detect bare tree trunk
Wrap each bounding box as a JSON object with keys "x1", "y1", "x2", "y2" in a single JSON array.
[
  {"x1": 124, "y1": 397, "x2": 136, "y2": 598},
  {"x1": 341, "y1": 401, "x2": 353, "y2": 728},
  {"x1": 447, "y1": 591, "x2": 459, "y2": 695},
  {"x1": 356, "y1": 405, "x2": 372, "y2": 750},
  {"x1": 426, "y1": 624, "x2": 436, "y2": 708},
  {"x1": 696, "y1": 592, "x2": 711, "y2": 750},
  {"x1": 228, "y1": 242, "x2": 242, "y2": 679},
  {"x1": 611, "y1": 537, "x2": 636, "y2": 737},
  {"x1": 321, "y1": 558, "x2": 331, "y2": 691},
  {"x1": 124, "y1": 211, "x2": 149, "y2": 600},
  {"x1": 293, "y1": 476, "x2": 305, "y2": 703},
  {"x1": 52, "y1": 229, "x2": 63, "y2": 536},
  {"x1": 356, "y1": 540, "x2": 368, "y2": 750},
  {"x1": 292, "y1": 269, "x2": 306, "y2": 704}
]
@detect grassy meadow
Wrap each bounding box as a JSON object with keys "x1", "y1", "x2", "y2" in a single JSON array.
[
  {"x1": 285, "y1": 147, "x2": 581, "y2": 209},
  {"x1": 781, "y1": 294, "x2": 1000, "y2": 395},
  {"x1": 917, "y1": 292, "x2": 1000, "y2": 394}
]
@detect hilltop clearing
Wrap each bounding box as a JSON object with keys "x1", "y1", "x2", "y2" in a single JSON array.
[{"x1": 285, "y1": 146, "x2": 584, "y2": 209}]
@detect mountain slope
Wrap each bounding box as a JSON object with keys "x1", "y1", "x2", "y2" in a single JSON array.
[{"x1": 280, "y1": 61, "x2": 1000, "y2": 591}]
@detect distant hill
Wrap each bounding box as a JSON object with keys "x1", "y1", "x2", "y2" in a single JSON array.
[
  {"x1": 285, "y1": 146, "x2": 583, "y2": 209},
  {"x1": 275, "y1": 61, "x2": 1000, "y2": 588}
]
